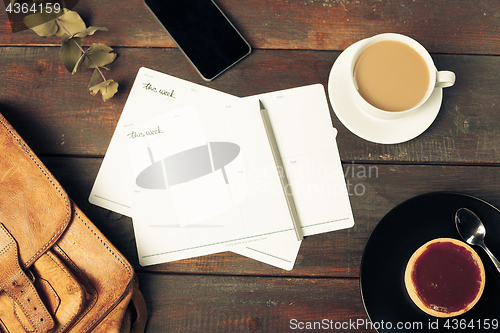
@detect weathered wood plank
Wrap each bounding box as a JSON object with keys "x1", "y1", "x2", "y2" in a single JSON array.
[
  {"x1": 137, "y1": 273, "x2": 371, "y2": 333},
  {"x1": 1, "y1": 0, "x2": 499, "y2": 55},
  {"x1": 4, "y1": 1, "x2": 498, "y2": 330},
  {"x1": 2, "y1": 47, "x2": 499, "y2": 164},
  {"x1": 40, "y1": 157, "x2": 500, "y2": 277}
]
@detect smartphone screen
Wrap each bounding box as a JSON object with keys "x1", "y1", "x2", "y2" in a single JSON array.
[{"x1": 144, "y1": 0, "x2": 252, "y2": 81}]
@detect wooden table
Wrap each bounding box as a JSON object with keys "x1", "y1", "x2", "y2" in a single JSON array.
[{"x1": 1, "y1": 1, "x2": 500, "y2": 331}]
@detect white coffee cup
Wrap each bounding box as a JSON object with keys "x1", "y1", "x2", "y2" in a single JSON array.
[{"x1": 349, "y1": 33, "x2": 455, "y2": 120}]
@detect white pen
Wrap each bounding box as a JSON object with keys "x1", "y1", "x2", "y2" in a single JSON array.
[{"x1": 259, "y1": 99, "x2": 303, "y2": 241}]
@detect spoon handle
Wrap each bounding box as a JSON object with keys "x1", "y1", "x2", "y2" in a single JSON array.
[{"x1": 482, "y1": 245, "x2": 500, "y2": 273}]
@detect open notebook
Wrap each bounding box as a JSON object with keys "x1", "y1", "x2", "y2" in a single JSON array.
[{"x1": 89, "y1": 67, "x2": 354, "y2": 269}]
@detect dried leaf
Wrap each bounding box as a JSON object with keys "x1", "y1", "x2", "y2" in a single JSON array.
[
  {"x1": 72, "y1": 52, "x2": 87, "y2": 74},
  {"x1": 73, "y1": 26, "x2": 108, "y2": 38},
  {"x1": 89, "y1": 79, "x2": 111, "y2": 95},
  {"x1": 101, "y1": 80, "x2": 119, "y2": 101},
  {"x1": 24, "y1": 18, "x2": 58, "y2": 38},
  {"x1": 55, "y1": 10, "x2": 86, "y2": 37},
  {"x1": 23, "y1": 10, "x2": 64, "y2": 37},
  {"x1": 84, "y1": 43, "x2": 116, "y2": 69},
  {"x1": 60, "y1": 35, "x2": 83, "y2": 73},
  {"x1": 24, "y1": 6, "x2": 117, "y2": 102},
  {"x1": 88, "y1": 69, "x2": 101, "y2": 88},
  {"x1": 89, "y1": 80, "x2": 119, "y2": 102}
]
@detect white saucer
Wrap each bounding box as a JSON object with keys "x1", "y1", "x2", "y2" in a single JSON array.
[{"x1": 327, "y1": 40, "x2": 443, "y2": 144}]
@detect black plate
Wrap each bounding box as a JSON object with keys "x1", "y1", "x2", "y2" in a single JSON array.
[{"x1": 360, "y1": 192, "x2": 500, "y2": 332}]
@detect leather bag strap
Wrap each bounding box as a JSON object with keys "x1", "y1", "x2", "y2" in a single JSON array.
[
  {"x1": 129, "y1": 278, "x2": 148, "y2": 333},
  {"x1": 0, "y1": 223, "x2": 54, "y2": 333}
]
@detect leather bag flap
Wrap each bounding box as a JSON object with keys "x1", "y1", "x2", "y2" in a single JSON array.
[{"x1": 0, "y1": 114, "x2": 70, "y2": 268}]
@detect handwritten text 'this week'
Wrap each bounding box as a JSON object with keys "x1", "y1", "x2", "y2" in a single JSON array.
[{"x1": 142, "y1": 82, "x2": 176, "y2": 98}]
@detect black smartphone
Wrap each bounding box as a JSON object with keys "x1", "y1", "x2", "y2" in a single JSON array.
[{"x1": 144, "y1": 0, "x2": 252, "y2": 81}]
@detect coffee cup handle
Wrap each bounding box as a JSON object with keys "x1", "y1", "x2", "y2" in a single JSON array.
[{"x1": 435, "y1": 71, "x2": 455, "y2": 88}]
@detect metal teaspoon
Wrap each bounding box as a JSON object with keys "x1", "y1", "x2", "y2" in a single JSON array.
[{"x1": 455, "y1": 207, "x2": 500, "y2": 273}]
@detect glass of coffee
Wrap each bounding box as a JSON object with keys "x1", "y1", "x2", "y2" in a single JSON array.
[{"x1": 349, "y1": 33, "x2": 455, "y2": 120}]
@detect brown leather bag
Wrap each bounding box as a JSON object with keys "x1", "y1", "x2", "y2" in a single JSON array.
[{"x1": 0, "y1": 113, "x2": 147, "y2": 333}]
